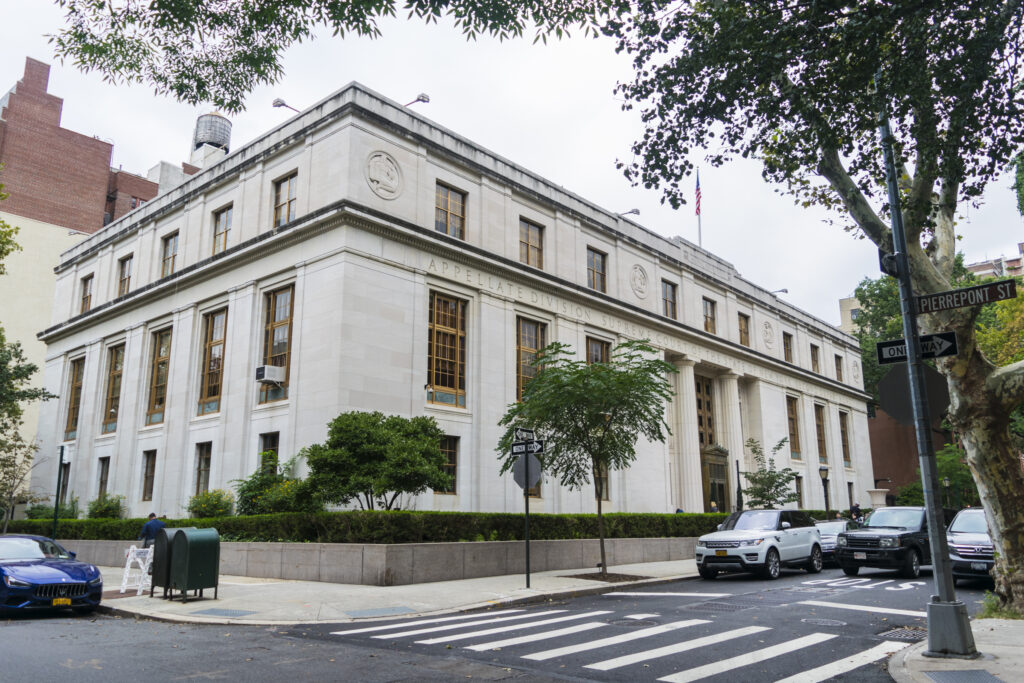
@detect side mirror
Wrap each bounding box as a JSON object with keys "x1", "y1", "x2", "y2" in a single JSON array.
[
  {"x1": 781, "y1": 521, "x2": 792, "y2": 530},
  {"x1": 68, "y1": 551, "x2": 77, "y2": 560},
  {"x1": 716, "y1": 524, "x2": 723, "y2": 531}
]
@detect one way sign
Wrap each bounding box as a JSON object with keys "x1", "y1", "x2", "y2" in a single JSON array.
[
  {"x1": 511, "y1": 440, "x2": 546, "y2": 455},
  {"x1": 876, "y1": 331, "x2": 958, "y2": 365}
]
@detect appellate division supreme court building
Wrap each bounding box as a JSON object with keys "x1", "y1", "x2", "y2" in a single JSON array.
[{"x1": 33, "y1": 84, "x2": 874, "y2": 518}]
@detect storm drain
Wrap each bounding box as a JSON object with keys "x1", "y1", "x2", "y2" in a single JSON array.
[
  {"x1": 878, "y1": 626, "x2": 928, "y2": 642},
  {"x1": 924, "y1": 671, "x2": 1003, "y2": 683}
]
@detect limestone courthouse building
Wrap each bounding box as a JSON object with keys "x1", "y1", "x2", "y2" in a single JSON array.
[{"x1": 33, "y1": 84, "x2": 874, "y2": 518}]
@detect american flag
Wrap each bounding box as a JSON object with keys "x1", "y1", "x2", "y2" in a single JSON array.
[{"x1": 695, "y1": 170, "x2": 702, "y2": 216}]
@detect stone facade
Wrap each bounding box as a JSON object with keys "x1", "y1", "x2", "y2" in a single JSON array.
[{"x1": 34, "y1": 83, "x2": 874, "y2": 518}]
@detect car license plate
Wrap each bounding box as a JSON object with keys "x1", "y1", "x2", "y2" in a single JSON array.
[
  {"x1": 716, "y1": 550, "x2": 727, "y2": 556},
  {"x1": 854, "y1": 552, "x2": 866, "y2": 560},
  {"x1": 971, "y1": 562, "x2": 987, "y2": 571},
  {"x1": 52, "y1": 598, "x2": 71, "y2": 607}
]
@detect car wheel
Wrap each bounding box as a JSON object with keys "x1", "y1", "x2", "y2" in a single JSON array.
[
  {"x1": 841, "y1": 564, "x2": 860, "y2": 576},
  {"x1": 760, "y1": 548, "x2": 781, "y2": 580},
  {"x1": 806, "y1": 545, "x2": 823, "y2": 574},
  {"x1": 901, "y1": 549, "x2": 921, "y2": 578},
  {"x1": 698, "y1": 565, "x2": 718, "y2": 580}
]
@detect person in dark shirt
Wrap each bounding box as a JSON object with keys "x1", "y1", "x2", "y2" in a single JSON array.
[{"x1": 138, "y1": 513, "x2": 166, "y2": 548}]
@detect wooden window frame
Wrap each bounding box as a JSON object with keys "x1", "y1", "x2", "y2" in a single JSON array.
[
  {"x1": 662, "y1": 280, "x2": 678, "y2": 319},
  {"x1": 59, "y1": 463, "x2": 71, "y2": 503},
  {"x1": 519, "y1": 218, "x2": 543, "y2": 268},
  {"x1": 97, "y1": 457, "x2": 110, "y2": 498},
  {"x1": 259, "y1": 432, "x2": 280, "y2": 474},
  {"x1": 738, "y1": 313, "x2": 750, "y2": 347},
  {"x1": 146, "y1": 329, "x2": 172, "y2": 425},
  {"x1": 212, "y1": 205, "x2": 232, "y2": 255},
  {"x1": 273, "y1": 173, "x2": 297, "y2": 227},
  {"x1": 198, "y1": 308, "x2": 228, "y2": 414},
  {"x1": 64, "y1": 357, "x2": 85, "y2": 440},
  {"x1": 161, "y1": 232, "x2": 178, "y2": 278},
  {"x1": 141, "y1": 450, "x2": 156, "y2": 501},
  {"x1": 696, "y1": 375, "x2": 715, "y2": 448},
  {"x1": 437, "y1": 436, "x2": 458, "y2": 494},
  {"x1": 839, "y1": 411, "x2": 852, "y2": 466},
  {"x1": 195, "y1": 442, "x2": 212, "y2": 496},
  {"x1": 80, "y1": 274, "x2": 93, "y2": 314},
  {"x1": 593, "y1": 462, "x2": 610, "y2": 501},
  {"x1": 586, "y1": 247, "x2": 607, "y2": 292},
  {"x1": 783, "y1": 332, "x2": 794, "y2": 363},
  {"x1": 260, "y1": 286, "x2": 294, "y2": 403},
  {"x1": 117, "y1": 255, "x2": 133, "y2": 296},
  {"x1": 703, "y1": 297, "x2": 717, "y2": 334},
  {"x1": 835, "y1": 354, "x2": 844, "y2": 382},
  {"x1": 586, "y1": 337, "x2": 610, "y2": 365},
  {"x1": 786, "y1": 396, "x2": 802, "y2": 459},
  {"x1": 427, "y1": 291, "x2": 468, "y2": 407},
  {"x1": 795, "y1": 475, "x2": 804, "y2": 508},
  {"x1": 434, "y1": 182, "x2": 467, "y2": 239},
  {"x1": 815, "y1": 404, "x2": 828, "y2": 464},
  {"x1": 102, "y1": 344, "x2": 124, "y2": 434},
  {"x1": 516, "y1": 317, "x2": 546, "y2": 402},
  {"x1": 810, "y1": 344, "x2": 821, "y2": 373}
]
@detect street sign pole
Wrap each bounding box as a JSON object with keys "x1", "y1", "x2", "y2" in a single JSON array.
[
  {"x1": 51, "y1": 445, "x2": 64, "y2": 540},
  {"x1": 524, "y1": 453, "x2": 531, "y2": 588},
  {"x1": 878, "y1": 88, "x2": 976, "y2": 658}
]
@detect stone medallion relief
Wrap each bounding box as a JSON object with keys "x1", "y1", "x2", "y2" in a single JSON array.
[
  {"x1": 365, "y1": 151, "x2": 402, "y2": 199},
  {"x1": 761, "y1": 320, "x2": 775, "y2": 349},
  {"x1": 630, "y1": 264, "x2": 649, "y2": 298}
]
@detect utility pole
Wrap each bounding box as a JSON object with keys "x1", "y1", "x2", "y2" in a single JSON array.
[{"x1": 51, "y1": 445, "x2": 64, "y2": 540}]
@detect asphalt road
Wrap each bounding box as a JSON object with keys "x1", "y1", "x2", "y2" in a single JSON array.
[{"x1": 0, "y1": 565, "x2": 992, "y2": 682}]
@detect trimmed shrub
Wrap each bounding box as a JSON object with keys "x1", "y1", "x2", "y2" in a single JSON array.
[
  {"x1": 24, "y1": 497, "x2": 80, "y2": 520},
  {"x1": 188, "y1": 489, "x2": 234, "y2": 518},
  {"x1": 86, "y1": 493, "x2": 126, "y2": 519}
]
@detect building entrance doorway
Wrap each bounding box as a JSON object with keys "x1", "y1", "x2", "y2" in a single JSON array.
[{"x1": 701, "y1": 445, "x2": 730, "y2": 512}]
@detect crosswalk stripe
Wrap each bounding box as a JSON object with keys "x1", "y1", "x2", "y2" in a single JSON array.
[
  {"x1": 657, "y1": 632, "x2": 837, "y2": 682},
  {"x1": 798, "y1": 600, "x2": 927, "y2": 617},
  {"x1": 372, "y1": 610, "x2": 566, "y2": 639},
  {"x1": 774, "y1": 640, "x2": 910, "y2": 683},
  {"x1": 584, "y1": 625, "x2": 771, "y2": 671},
  {"x1": 414, "y1": 611, "x2": 613, "y2": 645},
  {"x1": 464, "y1": 622, "x2": 609, "y2": 652},
  {"x1": 605, "y1": 592, "x2": 731, "y2": 598},
  {"x1": 330, "y1": 609, "x2": 524, "y2": 635},
  {"x1": 522, "y1": 619, "x2": 710, "y2": 661}
]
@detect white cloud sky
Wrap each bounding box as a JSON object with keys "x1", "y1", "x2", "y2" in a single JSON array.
[{"x1": 2, "y1": 2, "x2": 1020, "y2": 324}]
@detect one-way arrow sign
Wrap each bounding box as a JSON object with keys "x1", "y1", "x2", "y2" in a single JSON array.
[
  {"x1": 876, "y1": 331, "x2": 958, "y2": 365},
  {"x1": 511, "y1": 440, "x2": 546, "y2": 456}
]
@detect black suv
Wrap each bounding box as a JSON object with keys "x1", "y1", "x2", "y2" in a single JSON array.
[{"x1": 835, "y1": 506, "x2": 931, "y2": 578}]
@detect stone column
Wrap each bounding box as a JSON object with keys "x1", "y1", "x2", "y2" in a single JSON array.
[
  {"x1": 673, "y1": 359, "x2": 703, "y2": 513},
  {"x1": 719, "y1": 373, "x2": 745, "y2": 511}
]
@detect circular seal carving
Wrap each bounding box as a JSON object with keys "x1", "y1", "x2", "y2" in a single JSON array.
[
  {"x1": 761, "y1": 320, "x2": 775, "y2": 349},
  {"x1": 629, "y1": 264, "x2": 649, "y2": 298},
  {"x1": 365, "y1": 151, "x2": 402, "y2": 199}
]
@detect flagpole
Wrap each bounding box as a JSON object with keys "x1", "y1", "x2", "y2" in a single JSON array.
[
  {"x1": 695, "y1": 169, "x2": 703, "y2": 248},
  {"x1": 698, "y1": 213, "x2": 702, "y2": 249}
]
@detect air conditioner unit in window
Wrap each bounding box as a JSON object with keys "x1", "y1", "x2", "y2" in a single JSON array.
[{"x1": 255, "y1": 365, "x2": 286, "y2": 384}]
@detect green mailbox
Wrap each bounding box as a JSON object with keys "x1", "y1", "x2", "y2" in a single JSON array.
[
  {"x1": 151, "y1": 527, "x2": 196, "y2": 598},
  {"x1": 168, "y1": 527, "x2": 220, "y2": 602}
]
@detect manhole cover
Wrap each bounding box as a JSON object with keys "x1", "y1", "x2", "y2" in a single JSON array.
[
  {"x1": 878, "y1": 626, "x2": 928, "y2": 642},
  {"x1": 801, "y1": 618, "x2": 847, "y2": 627}
]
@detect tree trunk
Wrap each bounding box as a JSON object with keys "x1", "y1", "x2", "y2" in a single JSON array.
[{"x1": 596, "y1": 480, "x2": 607, "y2": 577}]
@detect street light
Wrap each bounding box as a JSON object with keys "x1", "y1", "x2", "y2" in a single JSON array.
[
  {"x1": 942, "y1": 476, "x2": 951, "y2": 508},
  {"x1": 771, "y1": 288, "x2": 789, "y2": 295},
  {"x1": 272, "y1": 98, "x2": 300, "y2": 113},
  {"x1": 404, "y1": 93, "x2": 430, "y2": 107},
  {"x1": 618, "y1": 208, "x2": 640, "y2": 217},
  {"x1": 819, "y1": 465, "x2": 831, "y2": 518}
]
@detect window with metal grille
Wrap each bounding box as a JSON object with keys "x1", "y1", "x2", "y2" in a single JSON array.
[
  {"x1": 259, "y1": 432, "x2": 280, "y2": 474},
  {"x1": 516, "y1": 317, "x2": 546, "y2": 401},
  {"x1": 435, "y1": 183, "x2": 466, "y2": 239},
  {"x1": 703, "y1": 298, "x2": 717, "y2": 334},
  {"x1": 787, "y1": 396, "x2": 801, "y2": 459},
  {"x1": 696, "y1": 376, "x2": 715, "y2": 448},
  {"x1": 195, "y1": 442, "x2": 212, "y2": 495},
  {"x1": 839, "y1": 411, "x2": 852, "y2": 466},
  {"x1": 146, "y1": 329, "x2": 172, "y2": 425},
  {"x1": 427, "y1": 291, "x2": 467, "y2": 407},
  {"x1": 102, "y1": 345, "x2": 124, "y2": 434},
  {"x1": 662, "y1": 280, "x2": 677, "y2": 319},
  {"x1": 586, "y1": 337, "x2": 610, "y2": 364},
  {"x1": 64, "y1": 358, "x2": 85, "y2": 440},
  {"x1": 586, "y1": 247, "x2": 606, "y2": 292},
  {"x1": 437, "y1": 436, "x2": 458, "y2": 494},
  {"x1": 738, "y1": 313, "x2": 750, "y2": 346},
  {"x1": 161, "y1": 233, "x2": 178, "y2": 278},
  {"x1": 519, "y1": 219, "x2": 543, "y2": 268},
  {"x1": 815, "y1": 404, "x2": 828, "y2": 464},
  {"x1": 273, "y1": 173, "x2": 297, "y2": 227},
  {"x1": 260, "y1": 286, "x2": 293, "y2": 403},
  {"x1": 141, "y1": 450, "x2": 156, "y2": 501},
  {"x1": 97, "y1": 457, "x2": 110, "y2": 498},
  {"x1": 80, "y1": 275, "x2": 93, "y2": 314},
  {"x1": 213, "y1": 205, "x2": 232, "y2": 254},
  {"x1": 198, "y1": 309, "x2": 227, "y2": 414},
  {"x1": 117, "y1": 255, "x2": 133, "y2": 296}
]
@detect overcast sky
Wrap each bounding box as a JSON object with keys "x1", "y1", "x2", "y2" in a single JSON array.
[{"x1": 2, "y1": 2, "x2": 1020, "y2": 325}]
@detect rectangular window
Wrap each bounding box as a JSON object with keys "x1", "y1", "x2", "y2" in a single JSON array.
[
  {"x1": 427, "y1": 291, "x2": 467, "y2": 407},
  {"x1": 696, "y1": 376, "x2": 715, "y2": 448},
  {"x1": 815, "y1": 404, "x2": 828, "y2": 464},
  {"x1": 795, "y1": 475, "x2": 804, "y2": 508},
  {"x1": 847, "y1": 482, "x2": 854, "y2": 509},
  {"x1": 59, "y1": 463, "x2": 71, "y2": 503},
  {"x1": 586, "y1": 337, "x2": 610, "y2": 365},
  {"x1": 586, "y1": 247, "x2": 607, "y2": 292},
  {"x1": 212, "y1": 206, "x2": 232, "y2": 254},
  {"x1": 434, "y1": 183, "x2": 466, "y2": 239},
  {"x1": 259, "y1": 432, "x2": 280, "y2": 474},
  {"x1": 102, "y1": 345, "x2": 124, "y2": 434},
  {"x1": 80, "y1": 275, "x2": 93, "y2": 314},
  {"x1": 198, "y1": 309, "x2": 228, "y2": 414},
  {"x1": 811, "y1": 344, "x2": 821, "y2": 373},
  {"x1": 141, "y1": 450, "x2": 156, "y2": 501},
  {"x1": 703, "y1": 298, "x2": 717, "y2": 334},
  {"x1": 195, "y1": 442, "x2": 212, "y2": 496},
  {"x1": 97, "y1": 457, "x2": 110, "y2": 498},
  {"x1": 594, "y1": 462, "x2": 610, "y2": 501},
  {"x1": 519, "y1": 219, "x2": 543, "y2": 268},
  {"x1": 118, "y1": 255, "x2": 133, "y2": 296},
  {"x1": 834, "y1": 354, "x2": 844, "y2": 382},
  {"x1": 662, "y1": 281, "x2": 678, "y2": 319},
  {"x1": 839, "y1": 411, "x2": 852, "y2": 467},
  {"x1": 64, "y1": 358, "x2": 85, "y2": 440},
  {"x1": 783, "y1": 332, "x2": 794, "y2": 363},
  {"x1": 437, "y1": 436, "x2": 458, "y2": 494},
  {"x1": 260, "y1": 286, "x2": 294, "y2": 403},
  {"x1": 738, "y1": 313, "x2": 750, "y2": 347},
  {"x1": 516, "y1": 317, "x2": 546, "y2": 401},
  {"x1": 161, "y1": 232, "x2": 178, "y2": 278},
  {"x1": 146, "y1": 329, "x2": 172, "y2": 425},
  {"x1": 786, "y1": 396, "x2": 802, "y2": 459},
  {"x1": 273, "y1": 173, "x2": 297, "y2": 227}
]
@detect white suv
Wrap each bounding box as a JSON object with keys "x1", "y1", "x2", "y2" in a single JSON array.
[{"x1": 695, "y1": 509, "x2": 823, "y2": 580}]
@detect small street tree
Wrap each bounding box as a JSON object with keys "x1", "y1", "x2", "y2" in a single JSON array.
[
  {"x1": 740, "y1": 438, "x2": 799, "y2": 511},
  {"x1": 497, "y1": 339, "x2": 675, "y2": 576},
  {"x1": 304, "y1": 411, "x2": 450, "y2": 511},
  {"x1": 0, "y1": 433, "x2": 42, "y2": 533}
]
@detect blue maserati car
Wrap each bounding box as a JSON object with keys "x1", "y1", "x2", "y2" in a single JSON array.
[{"x1": 0, "y1": 535, "x2": 103, "y2": 614}]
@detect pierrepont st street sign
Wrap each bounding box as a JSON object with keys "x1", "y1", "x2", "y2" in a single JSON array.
[
  {"x1": 917, "y1": 280, "x2": 1017, "y2": 314},
  {"x1": 876, "y1": 331, "x2": 958, "y2": 365}
]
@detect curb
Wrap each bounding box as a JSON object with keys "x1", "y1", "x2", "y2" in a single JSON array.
[{"x1": 887, "y1": 639, "x2": 925, "y2": 683}]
